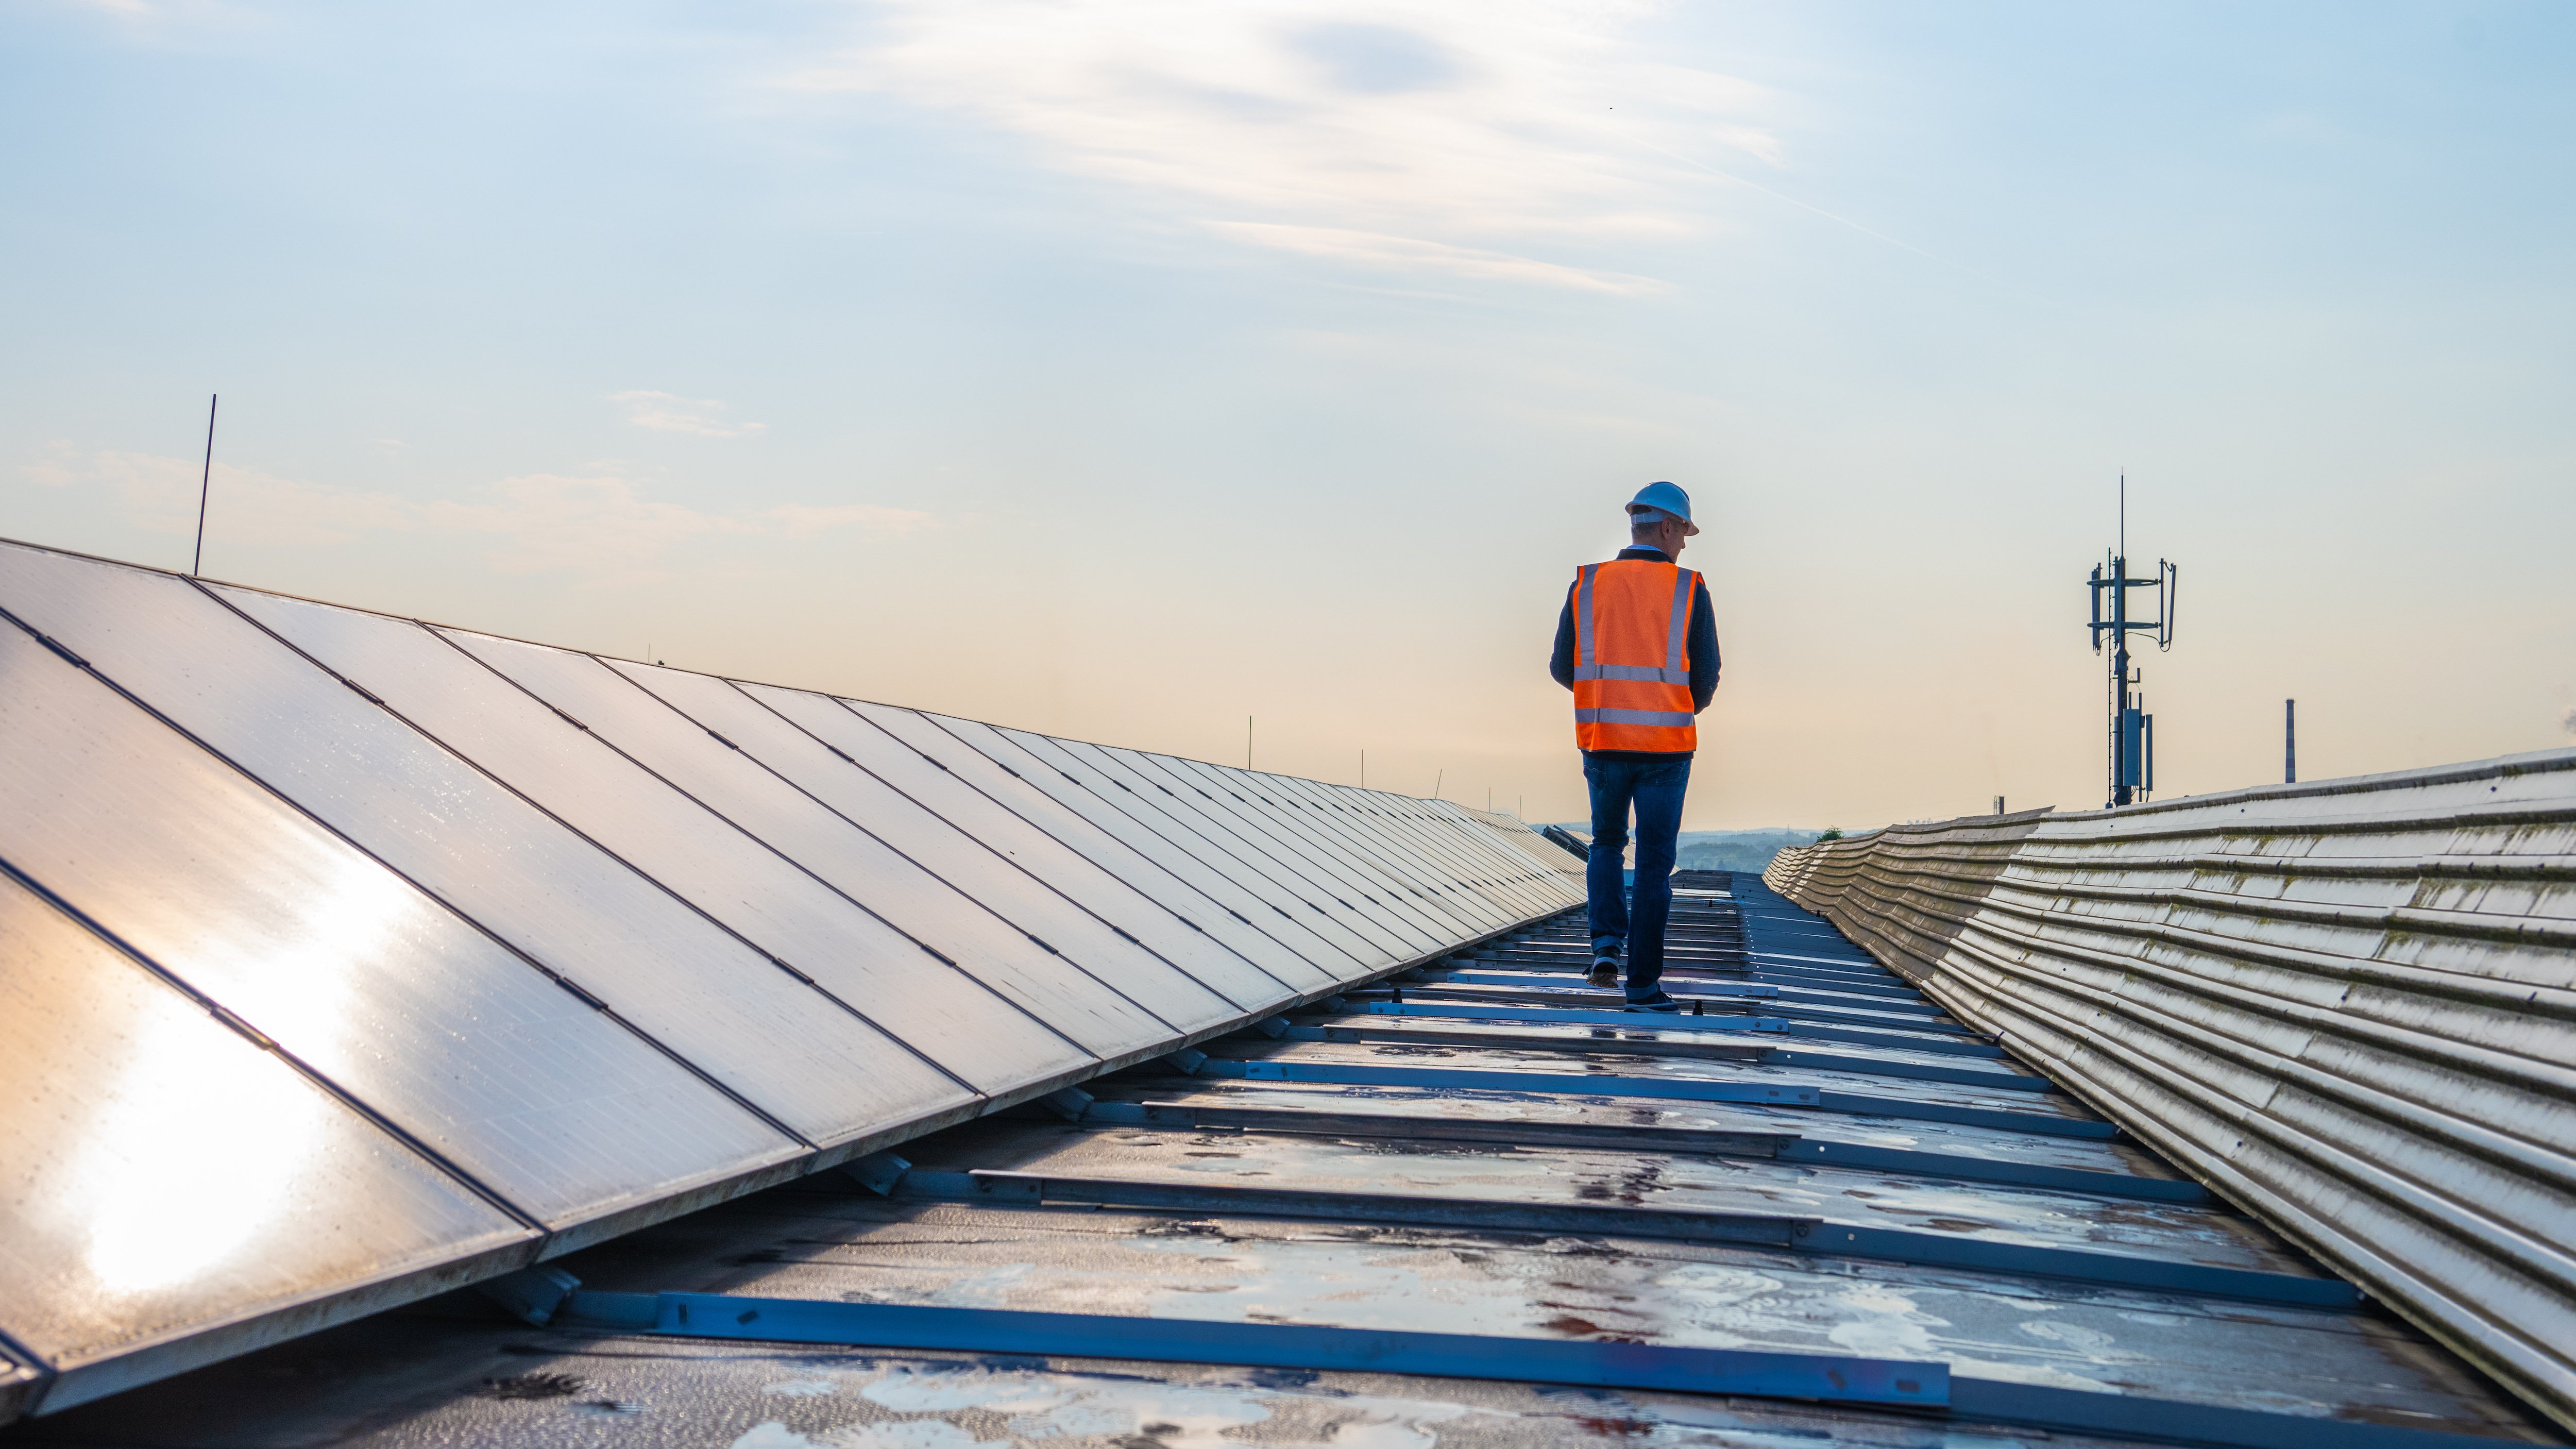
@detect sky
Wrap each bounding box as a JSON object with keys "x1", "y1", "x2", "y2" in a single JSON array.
[{"x1": 4, "y1": 1, "x2": 2571, "y2": 831}]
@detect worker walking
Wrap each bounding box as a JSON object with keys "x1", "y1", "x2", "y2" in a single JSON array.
[{"x1": 1547, "y1": 482, "x2": 1720, "y2": 1011}]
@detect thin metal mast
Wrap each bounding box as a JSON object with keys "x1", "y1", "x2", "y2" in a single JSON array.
[
  {"x1": 2087, "y1": 476, "x2": 2178, "y2": 808},
  {"x1": 192, "y1": 394, "x2": 218, "y2": 576}
]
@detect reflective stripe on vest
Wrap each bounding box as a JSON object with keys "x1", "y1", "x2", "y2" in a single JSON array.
[{"x1": 1569, "y1": 560, "x2": 1699, "y2": 753}]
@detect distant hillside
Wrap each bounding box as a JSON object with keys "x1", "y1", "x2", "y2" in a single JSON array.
[
  {"x1": 1675, "y1": 829, "x2": 1826, "y2": 874},
  {"x1": 1541, "y1": 827, "x2": 1831, "y2": 874}
]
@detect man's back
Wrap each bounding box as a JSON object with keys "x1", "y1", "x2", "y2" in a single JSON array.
[{"x1": 1547, "y1": 484, "x2": 1720, "y2": 1010}]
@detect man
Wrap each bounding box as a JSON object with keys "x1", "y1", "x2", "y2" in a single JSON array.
[{"x1": 1547, "y1": 481, "x2": 1720, "y2": 1012}]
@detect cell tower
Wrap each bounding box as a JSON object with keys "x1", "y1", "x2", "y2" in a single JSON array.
[{"x1": 2087, "y1": 477, "x2": 2178, "y2": 807}]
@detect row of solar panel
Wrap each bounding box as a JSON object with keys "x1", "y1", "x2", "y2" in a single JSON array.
[{"x1": 0, "y1": 537, "x2": 1584, "y2": 1419}]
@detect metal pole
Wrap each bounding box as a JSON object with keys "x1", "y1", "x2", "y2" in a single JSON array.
[
  {"x1": 2285, "y1": 699, "x2": 2297, "y2": 784},
  {"x1": 193, "y1": 394, "x2": 218, "y2": 576},
  {"x1": 2111, "y1": 551, "x2": 2131, "y2": 807}
]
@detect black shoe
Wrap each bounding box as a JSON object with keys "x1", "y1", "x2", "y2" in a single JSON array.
[
  {"x1": 1623, "y1": 991, "x2": 1682, "y2": 1013},
  {"x1": 1587, "y1": 958, "x2": 1620, "y2": 988}
]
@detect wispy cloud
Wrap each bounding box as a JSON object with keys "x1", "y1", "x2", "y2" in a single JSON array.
[
  {"x1": 24, "y1": 449, "x2": 929, "y2": 584},
  {"x1": 765, "y1": 501, "x2": 935, "y2": 538},
  {"x1": 611, "y1": 390, "x2": 767, "y2": 438},
  {"x1": 787, "y1": 0, "x2": 1777, "y2": 291},
  {"x1": 1207, "y1": 223, "x2": 1661, "y2": 294},
  {"x1": 25, "y1": 449, "x2": 411, "y2": 546}
]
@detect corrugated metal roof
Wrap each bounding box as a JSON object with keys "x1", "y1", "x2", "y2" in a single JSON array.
[{"x1": 1765, "y1": 760, "x2": 2576, "y2": 1434}]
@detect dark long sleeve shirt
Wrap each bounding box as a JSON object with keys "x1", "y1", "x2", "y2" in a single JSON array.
[{"x1": 1549, "y1": 546, "x2": 1721, "y2": 758}]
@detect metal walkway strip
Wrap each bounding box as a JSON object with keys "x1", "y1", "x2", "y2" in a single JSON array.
[
  {"x1": 1280, "y1": 1021, "x2": 2063, "y2": 1092},
  {"x1": 894, "y1": 1169, "x2": 2357, "y2": 1308},
  {"x1": 1077, "y1": 1099, "x2": 2208, "y2": 1203},
  {"x1": 1187, "y1": 1055, "x2": 2116, "y2": 1137},
  {"x1": 553, "y1": 1290, "x2": 1945, "y2": 1406},
  {"x1": 533, "y1": 1288, "x2": 2509, "y2": 1449}
]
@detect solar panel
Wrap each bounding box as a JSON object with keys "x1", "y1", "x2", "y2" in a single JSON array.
[
  {"x1": 442, "y1": 628, "x2": 1215, "y2": 1052},
  {"x1": 901, "y1": 710, "x2": 1379, "y2": 970},
  {"x1": 0, "y1": 543, "x2": 975, "y2": 1152},
  {"x1": 739, "y1": 681, "x2": 1324, "y2": 998},
  {"x1": 616, "y1": 662, "x2": 1297, "y2": 1015},
  {"x1": 212, "y1": 585, "x2": 1092, "y2": 1096},
  {"x1": 0, "y1": 538, "x2": 1580, "y2": 1418},
  {"x1": 0, "y1": 867, "x2": 529, "y2": 1411},
  {"x1": 0, "y1": 610, "x2": 804, "y2": 1230}
]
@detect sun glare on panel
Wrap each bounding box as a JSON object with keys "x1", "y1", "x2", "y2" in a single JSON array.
[
  {"x1": 74, "y1": 853, "x2": 412, "y2": 1299},
  {"x1": 74, "y1": 1014, "x2": 340, "y2": 1298}
]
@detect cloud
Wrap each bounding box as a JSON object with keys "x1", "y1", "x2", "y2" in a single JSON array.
[
  {"x1": 786, "y1": 0, "x2": 1776, "y2": 290},
  {"x1": 30, "y1": 449, "x2": 411, "y2": 546},
  {"x1": 2561, "y1": 705, "x2": 2575, "y2": 738},
  {"x1": 418, "y1": 474, "x2": 760, "y2": 577},
  {"x1": 1207, "y1": 223, "x2": 1660, "y2": 294},
  {"x1": 22, "y1": 449, "x2": 928, "y2": 583},
  {"x1": 765, "y1": 502, "x2": 935, "y2": 538},
  {"x1": 611, "y1": 391, "x2": 767, "y2": 438}
]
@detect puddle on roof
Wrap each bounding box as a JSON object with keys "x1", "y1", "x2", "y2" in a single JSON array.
[
  {"x1": 721, "y1": 1363, "x2": 1481, "y2": 1449},
  {"x1": 919, "y1": 1123, "x2": 2285, "y2": 1273},
  {"x1": 1232, "y1": 1042, "x2": 2081, "y2": 1121},
  {"x1": 679, "y1": 1219, "x2": 2492, "y2": 1427},
  {"x1": 1090, "y1": 1081, "x2": 2154, "y2": 1178}
]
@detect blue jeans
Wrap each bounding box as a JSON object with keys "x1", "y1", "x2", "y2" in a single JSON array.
[{"x1": 1584, "y1": 752, "x2": 1691, "y2": 999}]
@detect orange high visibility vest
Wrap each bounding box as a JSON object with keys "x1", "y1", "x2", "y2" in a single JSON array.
[{"x1": 1570, "y1": 559, "x2": 1701, "y2": 752}]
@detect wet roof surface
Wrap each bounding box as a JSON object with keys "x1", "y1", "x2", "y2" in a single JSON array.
[{"x1": 16, "y1": 879, "x2": 2564, "y2": 1449}]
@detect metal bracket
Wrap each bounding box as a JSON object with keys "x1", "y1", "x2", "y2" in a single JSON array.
[{"x1": 477, "y1": 1265, "x2": 583, "y2": 1327}]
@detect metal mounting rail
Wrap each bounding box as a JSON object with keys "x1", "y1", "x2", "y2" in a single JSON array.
[
  {"x1": 526, "y1": 1288, "x2": 2528, "y2": 1449},
  {"x1": 885, "y1": 1168, "x2": 2353, "y2": 1308}
]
